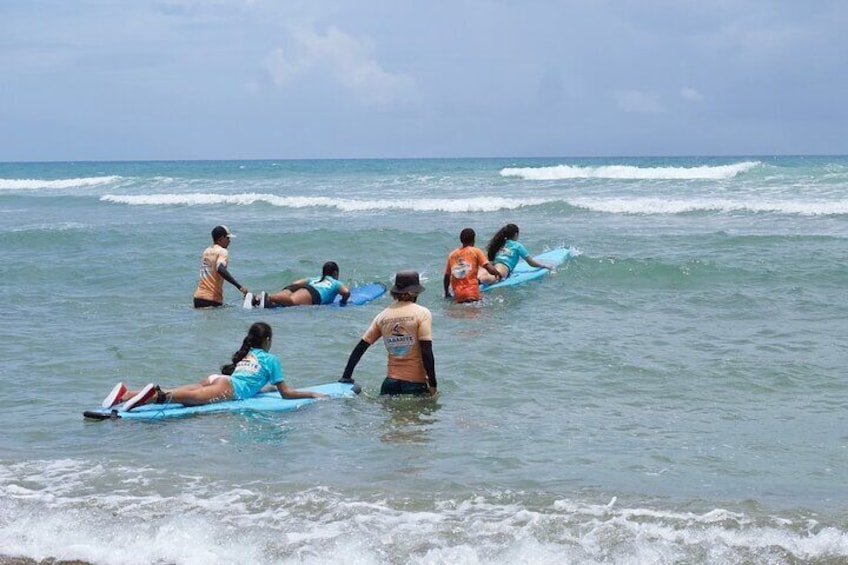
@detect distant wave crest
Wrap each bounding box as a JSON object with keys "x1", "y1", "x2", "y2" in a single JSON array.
[
  {"x1": 570, "y1": 197, "x2": 848, "y2": 216},
  {"x1": 101, "y1": 192, "x2": 551, "y2": 212},
  {"x1": 100, "y1": 192, "x2": 847, "y2": 216},
  {"x1": 0, "y1": 176, "x2": 122, "y2": 190},
  {"x1": 500, "y1": 161, "x2": 760, "y2": 181}
]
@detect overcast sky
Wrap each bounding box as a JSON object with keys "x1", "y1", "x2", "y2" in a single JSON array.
[{"x1": 1, "y1": 1, "x2": 846, "y2": 161}]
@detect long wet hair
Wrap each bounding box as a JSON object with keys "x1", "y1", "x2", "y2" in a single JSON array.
[
  {"x1": 318, "y1": 261, "x2": 339, "y2": 281},
  {"x1": 221, "y1": 321, "x2": 273, "y2": 375},
  {"x1": 486, "y1": 223, "x2": 519, "y2": 261},
  {"x1": 389, "y1": 290, "x2": 419, "y2": 302}
]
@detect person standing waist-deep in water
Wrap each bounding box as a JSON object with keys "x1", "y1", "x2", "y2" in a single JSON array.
[
  {"x1": 193, "y1": 225, "x2": 249, "y2": 308},
  {"x1": 340, "y1": 270, "x2": 437, "y2": 396},
  {"x1": 477, "y1": 223, "x2": 551, "y2": 285},
  {"x1": 444, "y1": 227, "x2": 502, "y2": 303}
]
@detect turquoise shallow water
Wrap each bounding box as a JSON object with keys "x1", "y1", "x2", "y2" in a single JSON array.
[{"x1": 1, "y1": 157, "x2": 847, "y2": 563}]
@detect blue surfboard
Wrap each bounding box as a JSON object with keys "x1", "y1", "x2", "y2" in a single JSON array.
[
  {"x1": 244, "y1": 282, "x2": 386, "y2": 309},
  {"x1": 481, "y1": 247, "x2": 574, "y2": 291},
  {"x1": 332, "y1": 282, "x2": 386, "y2": 306},
  {"x1": 83, "y1": 381, "x2": 359, "y2": 420}
]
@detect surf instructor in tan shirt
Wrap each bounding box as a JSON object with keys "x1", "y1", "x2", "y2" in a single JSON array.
[
  {"x1": 340, "y1": 270, "x2": 437, "y2": 396},
  {"x1": 193, "y1": 225, "x2": 249, "y2": 308}
]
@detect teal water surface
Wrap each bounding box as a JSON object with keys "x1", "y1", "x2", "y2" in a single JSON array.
[{"x1": 1, "y1": 156, "x2": 847, "y2": 564}]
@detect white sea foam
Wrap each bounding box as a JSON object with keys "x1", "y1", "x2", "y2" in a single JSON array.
[
  {"x1": 569, "y1": 197, "x2": 848, "y2": 216},
  {"x1": 99, "y1": 191, "x2": 848, "y2": 216},
  {"x1": 2, "y1": 459, "x2": 846, "y2": 565},
  {"x1": 500, "y1": 161, "x2": 761, "y2": 180},
  {"x1": 0, "y1": 175, "x2": 122, "y2": 190},
  {"x1": 101, "y1": 192, "x2": 551, "y2": 212},
  {"x1": 7, "y1": 222, "x2": 90, "y2": 232}
]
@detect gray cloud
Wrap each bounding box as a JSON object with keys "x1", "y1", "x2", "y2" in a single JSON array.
[{"x1": 0, "y1": 0, "x2": 846, "y2": 159}]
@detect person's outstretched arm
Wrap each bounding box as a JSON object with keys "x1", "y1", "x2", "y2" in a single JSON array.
[
  {"x1": 340, "y1": 339, "x2": 371, "y2": 382},
  {"x1": 524, "y1": 256, "x2": 551, "y2": 270},
  {"x1": 217, "y1": 263, "x2": 248, "y2": 295},
  {"x1": 338, "y1": 285, "x2": 351, "y2": 306},
  {"x1": 482, "y1": 262, "x2": 502, "y2": 279},
  {"x1": 276, "y1": 381, "x2": 326, "y2": 399}
]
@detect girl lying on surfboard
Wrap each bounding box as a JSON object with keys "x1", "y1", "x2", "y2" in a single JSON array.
[
  {"x1": 251, "y1": 261, "x2": 351, "y2": 308},
  {"x1": 477, "y1": 223, "x2": 552, "y2": 285},
  {"x1": 100, "y1": 322, "x2": 326, "y2": 411}
]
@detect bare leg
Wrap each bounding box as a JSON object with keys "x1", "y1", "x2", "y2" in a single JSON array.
[
  {"x1": 165, "y1": 376, "x2": 235, "y2": 406},
  {"x1": 121, "y1": 373, "x2": 214, "y2": 402},
  {"x1": 122, "y1": 375, "x2": 234, "y2": 407},
  {"x1": 478, "y1": 263, "x2": 509, "y2": 285},
  {"x1": 267, "y1": 288, "x2": 314, "y2": 307}
]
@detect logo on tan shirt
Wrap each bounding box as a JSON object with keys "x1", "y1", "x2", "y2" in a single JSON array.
[{"x1": 385, "y1": 323, "x2": 413, "y2": 356}]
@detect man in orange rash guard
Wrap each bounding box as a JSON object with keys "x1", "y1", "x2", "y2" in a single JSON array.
[{"x1": 443, "y1": 228, "x2": 502, "y2": 303}]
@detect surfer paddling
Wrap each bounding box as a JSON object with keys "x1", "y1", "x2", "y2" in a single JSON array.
[
  {"x1": 101, "y1": 322, "x2": 326, "y2": 411},
  {"x1": 476, "y1": 223, "x2": 552, "y2": 285}
]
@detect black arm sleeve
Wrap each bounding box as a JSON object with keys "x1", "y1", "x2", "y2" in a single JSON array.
[
  {"x1": 217, "y1": 263, "x2": 242, "y2": 289},
  {"x1": 340, "y1": 339, "x2": 371, "y2": 382},
  {"x1": 420, "y1": 340, "x2": 436, "y2": 389}
]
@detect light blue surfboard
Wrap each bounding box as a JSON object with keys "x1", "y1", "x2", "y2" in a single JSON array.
[
  {"x1": 480, "y1": 247, "x2": 574, "y2": 291},
  {"x1": 83, "y1": 381, "x2": 359, "y2": 420}
]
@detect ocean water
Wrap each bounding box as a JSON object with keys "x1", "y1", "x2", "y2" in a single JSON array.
[{"x1": 1, "y1": 156, "x2": 847, "y2": 564}]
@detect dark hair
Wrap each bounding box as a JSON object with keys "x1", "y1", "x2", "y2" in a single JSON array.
[
  {"x1": 486, "y1": 223, "x2": 519, "y2": 261},
  {"x1": 221, "y1": 322, "x2": 273, "y2": 375},
  {"x1": 390, "y1": 291, "x2": 418, "y2": 302},
  {"x1": 460, "y1": 228, "x2": 475, "y2": 246},
  {"x1": 211, "y1": 225, "x2": 232, "y2": 241},
  {"x1": 320, "y1": 261, "x2": 339, "y2": 281}
]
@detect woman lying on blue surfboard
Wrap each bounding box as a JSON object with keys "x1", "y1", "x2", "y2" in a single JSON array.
[
  {"x1": 100, "y1": 322, "x2": 326, "y2": 411},
  {"x1": 250, "y1": 261, "x2": 351, "y2": 308},
  {"x1": 477, "y1": 223, "x2": 552, "y2": 285}
]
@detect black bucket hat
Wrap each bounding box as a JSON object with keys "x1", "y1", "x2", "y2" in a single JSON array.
[{"x1": 390, "y1": 270, "x2": 425, "y2": 294}]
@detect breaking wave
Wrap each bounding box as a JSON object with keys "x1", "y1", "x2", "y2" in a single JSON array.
[
  {"x1": 101, "y1": 192, "x2": 553, "y2": 212},
  {"x1": 501, "y1": 161, "x2": 760, "y2": 181}
]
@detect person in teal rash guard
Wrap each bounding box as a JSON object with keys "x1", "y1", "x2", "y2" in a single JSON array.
[
  {"x1": 477, "y1": 223, "x2": 552, "y2": 285},
  {"x1": 99, "y1": 322, "x2": 326, "y2": 411},
  {"x1": 257, "y1": 261, "x2": 351, "y2": 308}
]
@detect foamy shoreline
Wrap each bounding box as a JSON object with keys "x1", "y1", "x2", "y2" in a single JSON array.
[{"x1": 0, "y1": 556, "x2": 93, "y2": 565}]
